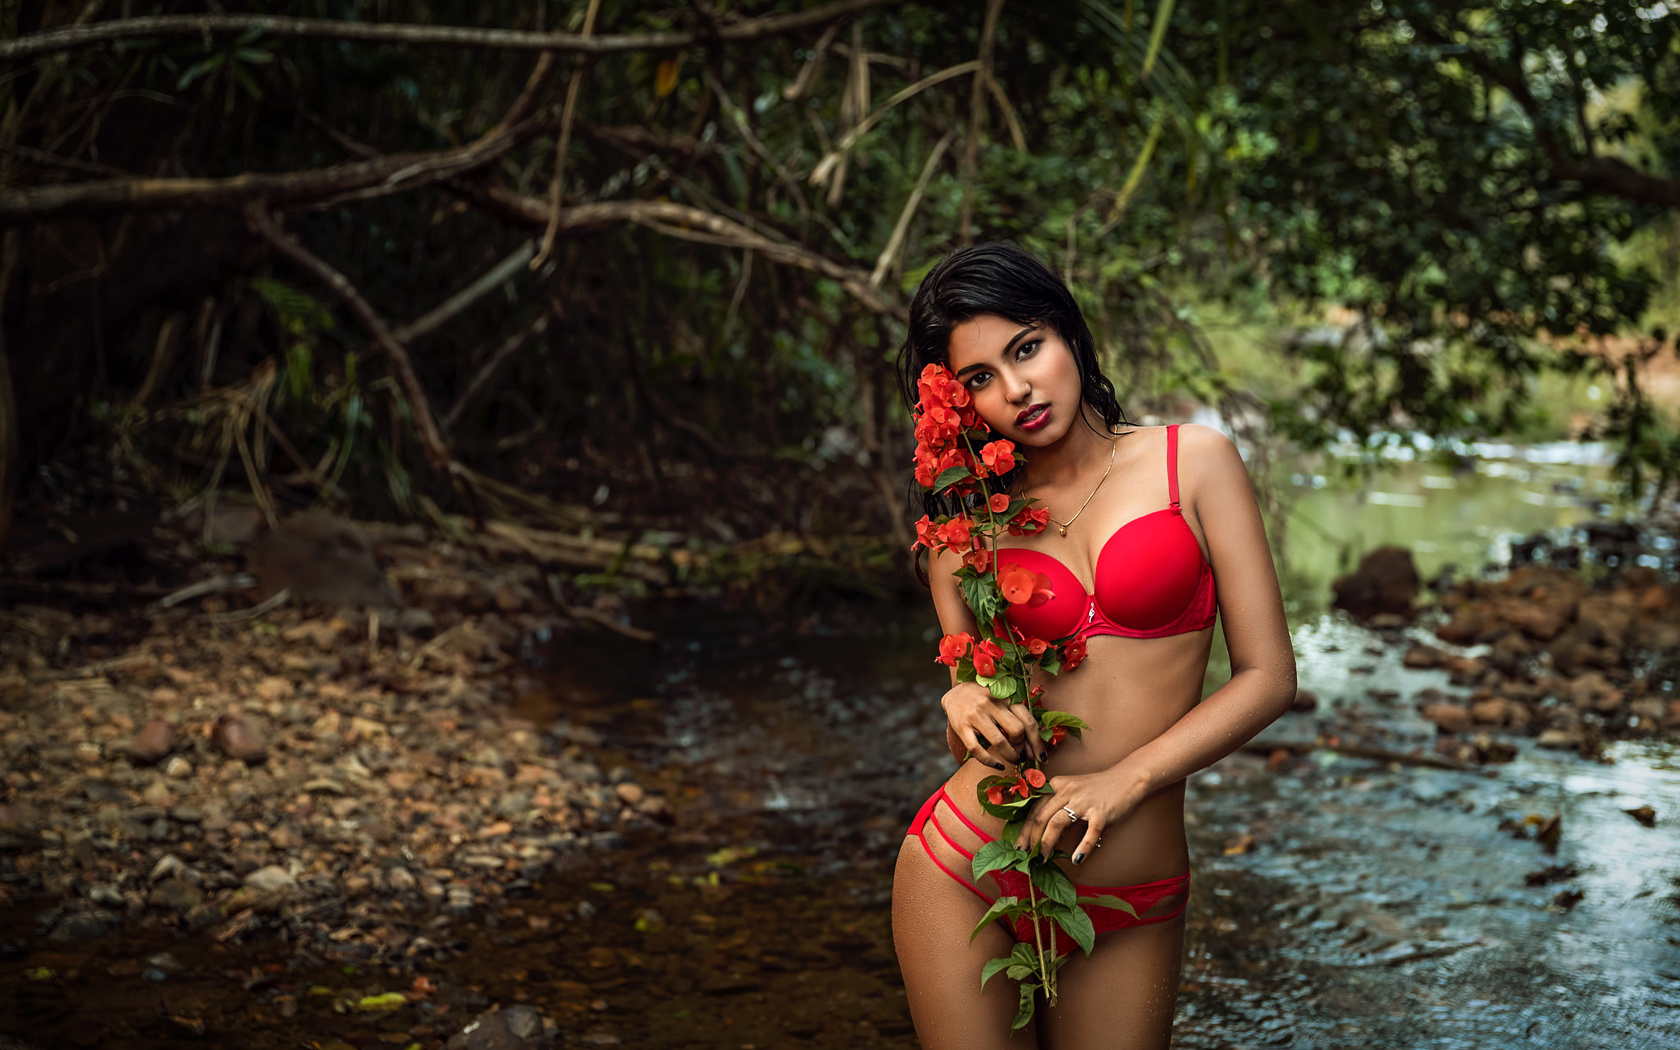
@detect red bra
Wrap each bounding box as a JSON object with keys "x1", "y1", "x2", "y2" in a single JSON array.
[{"x1": 1000, "y1": 425, "x2": 1216, "y2": 641}]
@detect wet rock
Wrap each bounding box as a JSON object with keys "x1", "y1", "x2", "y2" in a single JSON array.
[
  {"x1": 1623, "y1": 804, "x2": 1657, "y2": 827},
  {"x1": 445, "y1": 1004, "x2": 551, "y2": 1050},
  {"x1": 613, "y1": 783, "x2": 645, "y2": 805},
  {"x1": 1536, "y1": 728, "x2": 1583, "y2": 750},
  {"x1": 1331, "y1": 546, "x2": 1419, "y2": 621},
  {"x1": 49, "y1": 912, "x2": 113, "y2": 943},
  {"x1": 1401, "y1": 645, "x2": 1446, "y2": 669},
  {"x1": 1420, "y1": 703, "x2": 1472, "y2": 734}
]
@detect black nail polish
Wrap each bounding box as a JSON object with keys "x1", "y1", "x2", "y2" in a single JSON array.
[{"x1": 1072, "y1": 851, "x2": 1086, "y2": 864}]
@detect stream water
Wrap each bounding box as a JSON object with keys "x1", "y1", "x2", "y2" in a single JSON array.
[{"x1": 5, "y1": 440, "x2": 1678, "y2": 1049}]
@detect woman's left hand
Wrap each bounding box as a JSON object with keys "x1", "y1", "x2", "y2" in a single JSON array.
[{"x1": 1013, "y1": 767, "x2": 1143, "y2": 864}]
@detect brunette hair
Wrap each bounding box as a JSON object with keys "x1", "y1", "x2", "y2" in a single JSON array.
[{"x1": 895, "y1": 243, "x2": 1128, "y2": 581}]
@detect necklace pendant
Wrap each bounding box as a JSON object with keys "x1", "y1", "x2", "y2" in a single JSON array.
[{"x1": 1057, "y1": 524, "x2": 1068, "y2": 537}]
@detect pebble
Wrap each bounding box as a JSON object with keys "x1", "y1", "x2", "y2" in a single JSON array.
[
  {"x1": 385, "y1": 867, "x2": 417, "y2": 892},
  {"x1": 163, "y1": 756, "x2": 192, "y2": 779},
  {"x1": 243, "y1": 866, "x2": 297, "y2": 893},
  {"x1": 149, "y1": 853, "x2": 187, "y2": 881}
]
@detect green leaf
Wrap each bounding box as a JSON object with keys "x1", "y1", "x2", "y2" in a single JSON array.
[
  {"x1": 982, "y1": 675, "x2": 1014, "y2": 700},
  {"x1": 1030, "y1": 862, "x2": 1078, "y2": 910},
  {"x1": 972, "y1": 840, "x2": 1032, "y2": 880},
  {"x1": 1077, "y1": 894, "x2": 1141, "y2": 919},
  {"x1": 980, "y1": 955, "x2": 1015, "y2": 989},
  {"x1": 1012, "y1": 982, "x2": 1039, "y2": 1030},
  {"x1": 1052, "y1": 901, "x2": 1097, "y2": 956},
  {"x1": 969, "y1": 896, "x2": 1026, "y2": 943},
  {"x1": 934, "y1": 465, "x2": 974, "y2": 492}
]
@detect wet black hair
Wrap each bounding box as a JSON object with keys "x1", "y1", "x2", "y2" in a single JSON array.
[{"x1": 895, "y1": 243, "x2": 1129, "y2": 581}]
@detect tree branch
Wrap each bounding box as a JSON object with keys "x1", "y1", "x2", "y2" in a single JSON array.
[
  {"x1": 1416, "y1": 19, "x2": 1680, "y2": 210},
  {"x1": 243, "y1": 203, "x2": 453, "y2": 479},
  {"x1": 0, "y1": 117, "x2": 541, "y2": 225},
  {"x1": 443, "y1": 312, "x2": 550, "y2": 430},
  {"x1": 482, "y1": 189, "x2": 901, "y2": 317},
  {"x1": 0, "y1": 0, "x2": 889, "y2": 62}
]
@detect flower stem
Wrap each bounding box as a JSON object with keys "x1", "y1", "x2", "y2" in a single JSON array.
[{"x1": 1027, "y1": 869, "x2": 1054, "y2": 1006}]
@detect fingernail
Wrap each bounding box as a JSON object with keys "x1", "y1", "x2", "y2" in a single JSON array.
[
  {"x1": 991, "y1": 761, "x2": 1006, "y2": 770},
  {"x1": 1072, "y1": 851, "x2": 1086, "y2": 864}
]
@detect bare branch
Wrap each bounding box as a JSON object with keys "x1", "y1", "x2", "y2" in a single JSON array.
[
  {"x1": 443, "y1": 312, "x2": 550, "y2": 430},
  {"x1": 533, "y1": 0, "x2": 603, "y2": 271},
  {"x1": 483, "y1": 189, "x2": 900, "y2": 317},
  {"x1": 959, "y1": 0, "x2": 1005, "y2": 243},
  {"x1": 0, "y1": 118, "x2": 539, "y2": 225},
  {"x1": 396, "y1": 241, "x2": 537, "y2": 344},
  {"x1": 872, "y1": 131, "x2": 955, "y2": 287},
  {"x1": 243, "y1": 203, "x2": 454, "y2": 479},
  {"x1": 0, "y1": 0, "x2": 890, "y2": 62}
]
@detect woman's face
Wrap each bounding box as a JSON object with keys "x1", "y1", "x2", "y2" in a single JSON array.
[{"x1": 945, "y1": 313, "x2": 1084, "y2": 447}]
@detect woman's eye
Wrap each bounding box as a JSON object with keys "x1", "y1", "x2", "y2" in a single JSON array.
[
  {"x1": 1017, "y1": 340, "x2": 1040, "y2": 359},
  {"x1": 966, "y1": 371, "x2": 990, "y2": 390}
]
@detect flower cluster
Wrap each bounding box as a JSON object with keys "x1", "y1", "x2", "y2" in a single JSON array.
[{"x1": 908, "y1": 362, "x2": 1096, "y2": 1025}]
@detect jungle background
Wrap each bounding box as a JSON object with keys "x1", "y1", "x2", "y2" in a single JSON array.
[{"x1": 2, "y1": 2, "x2": 1680, "y2": 1049}]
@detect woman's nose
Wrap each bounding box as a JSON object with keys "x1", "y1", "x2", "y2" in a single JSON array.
[{"x1": 1003, "y1": 371, "x2": 1032, "y2": 404}]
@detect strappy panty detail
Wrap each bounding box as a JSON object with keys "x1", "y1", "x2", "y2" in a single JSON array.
[{"x1": 906, "y1": 786, "x2": 1189, "y2": 957}]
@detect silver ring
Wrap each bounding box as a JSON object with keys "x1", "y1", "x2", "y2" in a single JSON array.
[{"x1": 1062, "y1": 806, "x2": 1081, "y2": 822}]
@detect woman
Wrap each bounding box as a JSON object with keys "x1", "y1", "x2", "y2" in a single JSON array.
[{"x1": 891, "y1": 243, "x2": 1296, "y2": 1050}]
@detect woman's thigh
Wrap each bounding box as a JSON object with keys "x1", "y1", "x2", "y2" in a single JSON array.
[
  {"x1": 892, "y1": 837, "x2": 1038, "y2": 1050},
  {"x1": 1036, "y1": 915, "x2": 1185, "y2": 1050}
]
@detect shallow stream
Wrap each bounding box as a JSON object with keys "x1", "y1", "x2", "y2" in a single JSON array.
[{"x1": 4, "y1": 440, "x2": 1678, "y2": 1049}]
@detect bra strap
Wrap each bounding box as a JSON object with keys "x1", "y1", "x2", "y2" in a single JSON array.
[{"x1": 1167, "y1": 424, "x2": 1181, "y2": 508}]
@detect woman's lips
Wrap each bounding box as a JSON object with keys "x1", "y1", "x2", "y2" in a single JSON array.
[{"x1": 1017, "y1": 404, "x2": 1050, "y2": 431}]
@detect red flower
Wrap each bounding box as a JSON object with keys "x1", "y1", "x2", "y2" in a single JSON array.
[
  {"x1": 1062, "y1": 637, "x2": 1088, "y2": 671},
  {"x1": 981, "y1": 440, "x2": 1016, "y2": 475},
  {"x1": 1047, "y1": 725, "x2": 1067, "y2": 746},
  {"x1": 972, "y1": 638, "x2": 1004, "y2": 677},
  {"x1": 1023, "y1": 637, "x2": 1048, "y2": 656},
  {"x1": 939, "y1": 516, "x2": 973, "y2": 549},
  {"x1": 1011, "y1": 776, "x2": 1032, "y2": 799},
  {"x1": 917, "y1": 364, "x2": 971, "y2": 412},
  {"x1": 1023, "y1": 767, "x2": 1046, "y2": 789},
  {"x1": 961, "y1": 546, "x2": 992, "y2": 573},
  {"x1": 988, "y1": 493, "x2": 1011, "y2": 515},
  {"x1": 936, "y1": 632, "x2": 973, "y2": 667},
  {"x1": 986, "y1": 783, "x2": 1005, "y2": 805},
  {"x1": 1008, "y1": 506, "x2": 1050, "y2": 536},
  {"x1": 914, "y1": 458, "x2": 937, "y2": 489},
  {"x1": 914, "y1": 515, "x2": 940, "y2": 551},
  {"x1": 1028, "y1": 684, "x2": 1044, "y2": 705},
  {"x1": 998, "y1": 564, "x2": 1054, "y2": 608}
]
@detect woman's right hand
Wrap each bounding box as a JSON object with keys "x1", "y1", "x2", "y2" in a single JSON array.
[{"x1": 941, "y1": 681, "x2": 1046, "y2": 769}]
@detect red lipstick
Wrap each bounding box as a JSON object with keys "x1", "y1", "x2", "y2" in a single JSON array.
[{"x1": 1017, "y1": 404, "x2": 1050, "y2": 431}]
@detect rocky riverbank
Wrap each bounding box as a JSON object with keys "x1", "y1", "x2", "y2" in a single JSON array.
[{"x1": 0, "y1": 527, "x2": 668, "y2": 975}]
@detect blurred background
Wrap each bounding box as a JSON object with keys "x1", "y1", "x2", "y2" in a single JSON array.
[{"x1": 0, "y1": 2, "x2": 1678, "y2": 1048}]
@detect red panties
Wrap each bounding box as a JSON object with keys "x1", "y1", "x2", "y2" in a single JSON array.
[{"x1": 906, "y1": 786, "x2": 1189, "y2": 957}]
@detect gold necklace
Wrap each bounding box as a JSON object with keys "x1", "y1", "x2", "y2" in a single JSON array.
[{"x1": 1045, "y1": 437, "x2": 1117, "y2": 537}]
